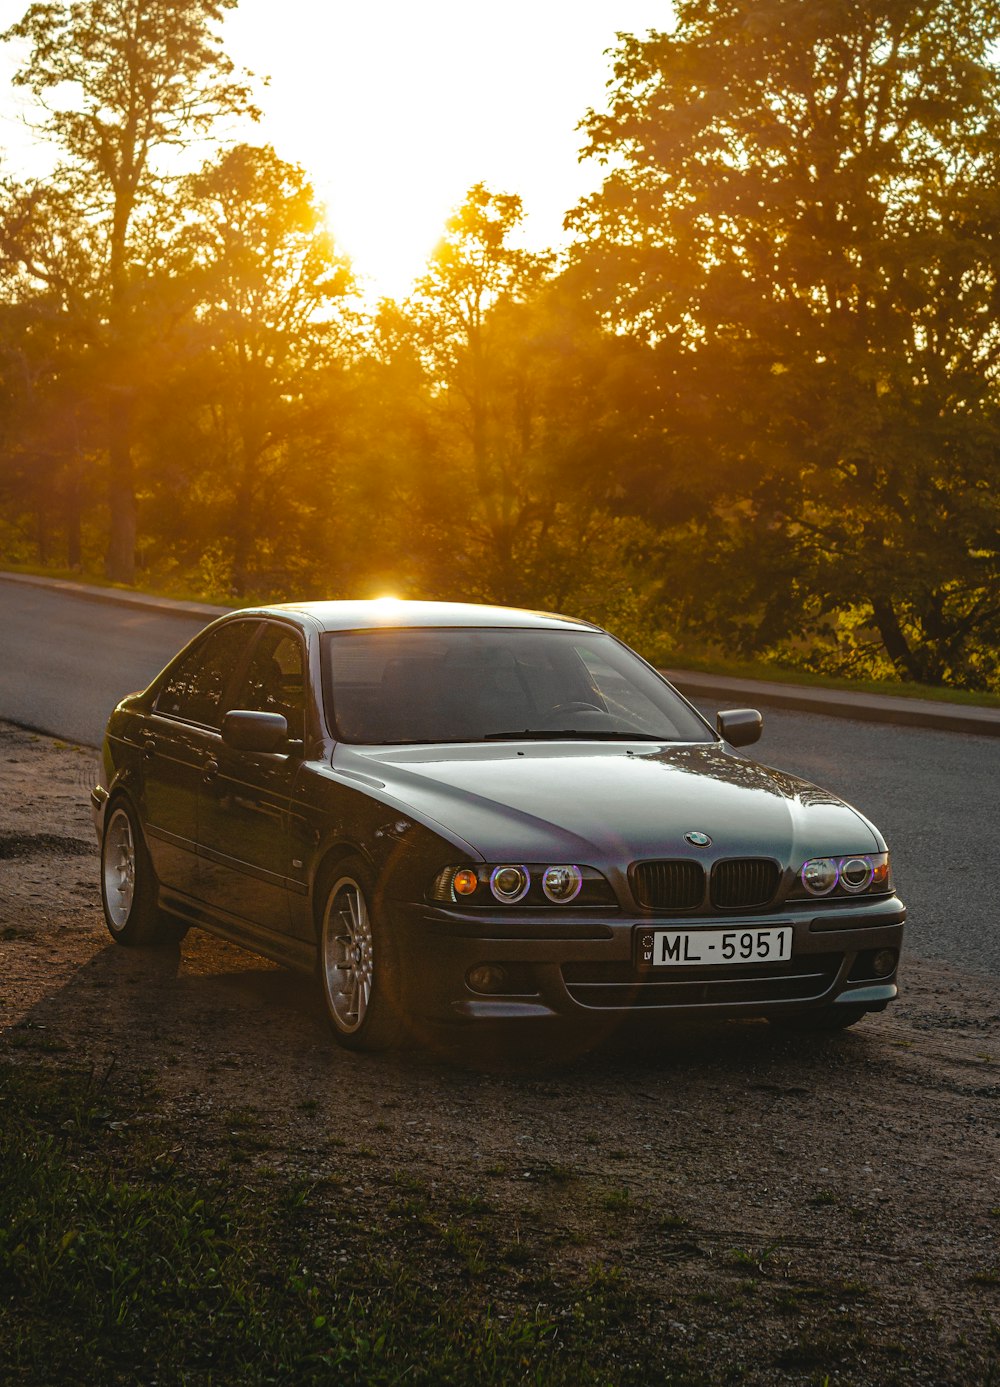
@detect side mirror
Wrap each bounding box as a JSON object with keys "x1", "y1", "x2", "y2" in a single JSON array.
[
  {"x1": 717, "y1": 708, "x2": 763, "y2": 748},
  {"x1": 222, "y1": 709, "x2": 289, "y2": 753}
]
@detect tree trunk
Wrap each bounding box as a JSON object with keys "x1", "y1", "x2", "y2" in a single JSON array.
[
  {"x1": 35, "y1": 500, "x2": 49, "y2": 566},
  {"x1": 870, "y1": 595, "x2": 920, "y2": 681},
  {"x1": 231, "y1": 453, "x2": 255, "y2": 599},
  {"x1": 65, "y1": 452, "x2": 82, "y2": 569},
  {"x1": 105, "y1": 389, "x2": 136, "y2": 583}
]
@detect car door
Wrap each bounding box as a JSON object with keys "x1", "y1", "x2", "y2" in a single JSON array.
[
  {"x1": 141, "y1": 619, "x2": 261, "y2": 899},
  {"x1": 197, "y1": 621, "x2": 308, "y2": 937}
]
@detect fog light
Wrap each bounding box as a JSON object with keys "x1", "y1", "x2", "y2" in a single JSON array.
[
  {"x1": 467, "y1": 964, "x2": 507, "y2": 994},
  {"x1": 872, "y1": 949, "x2": 897, "y2": 978}
]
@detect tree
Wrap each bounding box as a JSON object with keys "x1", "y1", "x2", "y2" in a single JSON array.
[
  {"x1": 571, "y1": 0, "x2": 1000, "y2": 687},
  {"x1": 401, "y1": 184, "x2": 557, "y2": 601},
  {"x1": 2, "y1": 0, "x2": 256, "y2": 581},
  {"x1": 152, "y1": 144, "x2": 354, "y2": 597},
  {"x1": 0, "y1": 185, "x2": 104, "y2": 567}
]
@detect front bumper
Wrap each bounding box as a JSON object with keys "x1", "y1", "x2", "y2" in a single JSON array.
[{"x1": 391, "y1": 894, "x2": 906, "y2": 1026}]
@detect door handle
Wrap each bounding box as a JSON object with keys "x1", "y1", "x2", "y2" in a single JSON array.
[
  {"x1": 202, "y1": 757, "x2": 219, "y2": 783},
  {"x1": 141, "y1": 736, "x2": 156, "y2": 761}
]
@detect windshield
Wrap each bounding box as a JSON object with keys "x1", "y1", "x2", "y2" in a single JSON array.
[{"x1": 322, "y1": 628, "x2": 714, "y2": 745}]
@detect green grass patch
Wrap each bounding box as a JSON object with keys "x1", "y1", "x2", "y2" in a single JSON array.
[
  {"x1": 0, "y1": 1059, "x2": 696, "y2": 1386},
  {"x1": 0, "y1": 560, "x2": 232, "y2": 609},
  {"x1": 658, "y1": 648, "x2": 1000, "y2": 708}
]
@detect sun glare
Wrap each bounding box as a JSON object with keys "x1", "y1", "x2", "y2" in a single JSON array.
[
  {"x1": 0, "y1": 0, "x2": 668, "y2": 301},
  {"x1": 219, "y1": 0, "x2": 667, "y2": 302}
]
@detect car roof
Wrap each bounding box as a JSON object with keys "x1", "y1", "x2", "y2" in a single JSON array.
[{"x1": 234, "y1": 599, "x2": 603, "y2": 634}]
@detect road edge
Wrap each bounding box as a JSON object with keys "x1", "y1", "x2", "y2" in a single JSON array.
[
  {"x1": 0, "y1": 570, "x2": 228, "y2": 621},
  {"x1": 3, "y1": 570, "x2": 999, "y2": 737}
]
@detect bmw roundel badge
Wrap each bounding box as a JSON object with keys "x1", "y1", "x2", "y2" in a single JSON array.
[{"x1": 684, "y1": 831, "x2": 712, "y2": 847}]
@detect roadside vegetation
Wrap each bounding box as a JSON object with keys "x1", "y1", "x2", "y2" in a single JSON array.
[
  {"x1": 0, "y1": 1060, "x2": 662, "y2": 1387},
  {"x1": 7, "y1": 558, "x2": 1000, "y2": 709},
  {"x1": 4, "y1": 1038, "x2": 998, "y2": 1387},
  {"x1": 0, "y1": 0, "x2": 998, "y2": 694}
]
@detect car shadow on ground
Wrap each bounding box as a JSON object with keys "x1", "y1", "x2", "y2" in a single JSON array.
[{"x1": 5, "y1": 921, "x2": 879, "y2": 1101}]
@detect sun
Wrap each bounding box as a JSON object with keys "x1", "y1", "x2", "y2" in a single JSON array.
[
  {"x1": 0, "y1": 0, "x2": 670, "y2": 301},
  {"x1": 316, "y1": 170, "x2": 448, "y2": 304},
  {"x1": 218, "y1": 0, "x2": 669, "y2": 303}
]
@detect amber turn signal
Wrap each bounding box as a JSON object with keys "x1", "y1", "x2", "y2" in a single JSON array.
[{"x1": 453, "y1": 869, "x2": 479, "y2": 896}]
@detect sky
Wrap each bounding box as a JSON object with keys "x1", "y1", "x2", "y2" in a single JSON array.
[{"x1": 0, "y1": 0, "x2": 671, "y2": 300}]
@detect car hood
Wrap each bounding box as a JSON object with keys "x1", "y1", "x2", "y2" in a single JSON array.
[{"x1": 342, "y1": 741, "x2": 882, "y2": 866}]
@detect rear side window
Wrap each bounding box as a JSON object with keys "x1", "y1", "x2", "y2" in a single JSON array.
[{"x1": 155, "y1": 622, "x2": 258, "y2": 727}]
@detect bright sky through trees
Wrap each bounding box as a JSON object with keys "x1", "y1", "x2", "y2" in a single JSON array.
[{"x1": 0, "y1": 0, "x2": 669, "y2": 299}]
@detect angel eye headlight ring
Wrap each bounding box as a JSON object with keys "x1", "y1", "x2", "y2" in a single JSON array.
[
  {"x1": 489, "y1": 865, "x2": 530, "y2": 903},
  {"x1": 839, "y1": 856, "x2": 875, "y2": 894},
  {"x1": 801, "y1": 857, "x2": 839, "y2": 896},
  {"x1": 541, "y1": 865, "x2": 583, "y2": 903},
  {"x1": 799, "y1": 852, "x2": 890, "y2": 898}
]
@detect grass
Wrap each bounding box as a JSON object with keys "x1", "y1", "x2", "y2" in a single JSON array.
[
  {"x1": 659, "y1": 647, "x2": 1000, "y2": 708},
  {"x1": 0, "y1": 559, "x2": 230, "y2": 609},
  {"x1": 4, "y1": 560, "x2": 998, "y2": 708},
  {"x1": 2, "y1": 1057, "x2": 996, "y2": 1386},
  {"x1": 0, "y1": 1059, "x2": 699, "y2": 1387}
]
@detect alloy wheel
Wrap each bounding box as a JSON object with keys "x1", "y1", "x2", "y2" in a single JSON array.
[
  {"x1": 322, "y1": 876, "x2": 374, "y2": 1034},
  {"x1": 103, "y1": 807, "x2": 136, "y2": 931}
]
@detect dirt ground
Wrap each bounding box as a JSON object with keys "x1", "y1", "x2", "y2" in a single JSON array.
[{"x1": 1, "y1": 719, "x2": 998, "y2": 1385}]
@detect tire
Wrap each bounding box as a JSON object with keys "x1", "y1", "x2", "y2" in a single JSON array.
[
  {"x1": 318, "y1": 856, "x2": 406, "y2": 1052},
  {"x1": 100, "y1": 799, "x2": 186, "y2": 946},
  {"x1": 768, "y1": 1004, "x2": 868, "y2": 1033}
]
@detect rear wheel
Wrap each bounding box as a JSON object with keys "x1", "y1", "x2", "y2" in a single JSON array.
[
  {"x1": 100, "y1": 800, "x2": 186, "y2": 946},
  {"x1": 769, "y1": 1004, "x2": 868, "y2": 1033},
  {"x1": 318, "y1": 857, "x2": 406, "y2": 1051}
]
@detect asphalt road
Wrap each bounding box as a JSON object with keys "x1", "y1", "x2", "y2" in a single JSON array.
[
  {"x1": 1, "y1": 575, "x2": 997, "y2": 978},
  {"x1": 0, "y1": 578, "x2": 209, "y2": 746}
]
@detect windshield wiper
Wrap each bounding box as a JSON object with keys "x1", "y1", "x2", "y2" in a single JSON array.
[{"x1": 483, "y1": 729, "x2": 671, "y2": 741}]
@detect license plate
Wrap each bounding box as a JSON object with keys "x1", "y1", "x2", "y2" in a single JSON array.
[{"x1": 637, "y1": 926, "x2": 793, "y2": 968}]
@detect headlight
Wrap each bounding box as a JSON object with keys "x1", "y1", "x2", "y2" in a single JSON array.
[
  {"x1": 541, "y1": 865, "x2": 583, "y2": 903},
  {"x1": 801, "y1": 857, "x2": 838, "y2": 896},
  {"x1": 798, "y1": 852, "x2": 892, "y2": 899},
  {"x1": 489, "y1": 864, "x2": 530, "y2": 903},
  {"x1": 839, "y1": 856, "x2": 874, "y2": 893},
  {"x1": 429, "y1": 864, "x2": 615, "y2": 907}
]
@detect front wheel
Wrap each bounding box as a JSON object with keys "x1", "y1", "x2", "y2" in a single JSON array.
[
  {"x1": 100, "y1": 799, "x2": 185, "y2": 945},
  {"x1": 318, "y1": 858, "x2": 406, "y2": 1052}
]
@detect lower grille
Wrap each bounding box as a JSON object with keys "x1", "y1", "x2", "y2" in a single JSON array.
[
  {"x1": 711, "y1": 858, "x2": 781, "y2": 910},
  {"x1": 561, "y1": 954, "x2": 839, "y2": 1010},
  {"x1": 631, "y1": 860, "x2": 704, "y2": 910}
]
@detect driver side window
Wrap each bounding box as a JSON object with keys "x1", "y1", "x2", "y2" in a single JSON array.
[{"x1": 230, "y1": 625, "x2": 305, "y2": 741}]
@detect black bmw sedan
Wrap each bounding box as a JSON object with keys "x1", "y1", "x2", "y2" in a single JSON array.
[{"x1": 92, "y1": 599, "x2": 905, "y2": 1050}]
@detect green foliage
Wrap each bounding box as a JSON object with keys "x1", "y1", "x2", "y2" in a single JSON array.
[
  {"x1": 571, "y1": 0, "x2": 1000, "y2": 690},
  {"x1": 1, "y1": 0, "x2": 258, "y2": 582},
  {"x1": 144, "y1": 144, "x2": 356, "y2": 598},
  {"x1": 0, "y1": 1061, "x2": 665, "y2": 1385},
  {"x1": 1, "y1": 1, "x2": 999, "y2": 689}
]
